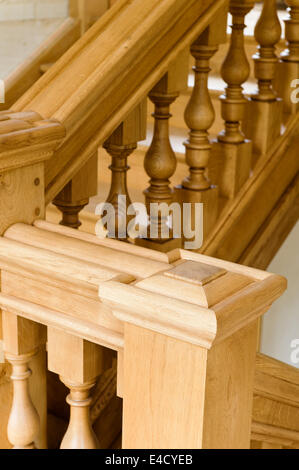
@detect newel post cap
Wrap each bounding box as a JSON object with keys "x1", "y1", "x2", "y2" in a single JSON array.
[
  {"x1": 99, "y1": 249, "x2": 287, "y2": 349},
  {"x1": 0, "y1": 110, "x2": 65, "y2": 172}
]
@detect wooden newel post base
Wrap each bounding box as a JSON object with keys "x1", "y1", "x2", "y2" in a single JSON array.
[{"x1": 100, "y1": 252, "x2": 287, "y2": 449}]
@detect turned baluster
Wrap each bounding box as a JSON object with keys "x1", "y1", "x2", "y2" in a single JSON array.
[
  {"x1": 2, "y1": 313, "x2": 47, "y2": 449},
  {"x1": 183, "y1": 44, "x2": 216, "y2": 193},
  {"x1": 143, "y1": 89, "x2": 178, "y2": 246},
  {"x1": 211, "y1": 1, "x2": 254, "y2": 202},
  {"x1": 137, "y1": 51, "x2": 189, "y2": 251},
  {"x1": 6, "y1": 351, "x2": 40, "y2": 449},
  {"x1": 60, "y1": 378, "x2": 99, "y2": 449},
  {"x1": 103, "y1": 141, "x2": 137, "y2": 240},
  {"x1": 277, "y1": 0, "x2": 299, "y2": 113},
  {"x1": 175, "y1": 17, "x2": 227, "y2": 241},
  {"x1": 53, "y1": 154, "x2": 98, "y2": 229},
  {"x1": 253, "y1": 0, "x2": 282, "y2": 102},
  {"x1": 47, "y1": 328, "x2": 112, "y2": 449},
  {"x1": 181, "y1": 42, "x2": 219, "y2": 240},
  {"x1": 102, "y1": 101, "x2": 147, "y2": 240},
  {"x1": 219, "y1": 1, "x2": 254, "y2": 144},
  {"x1": 244, "y1": 0, "x2": 282, "y2": 163}
]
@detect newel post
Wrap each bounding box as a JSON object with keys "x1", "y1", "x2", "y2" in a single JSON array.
[
  {"x1": 100, "y1": 252, "x2": 287, "y2": 448},
  {"x1": 0, "y1": 110, "x2": 65, "y2": 448}
]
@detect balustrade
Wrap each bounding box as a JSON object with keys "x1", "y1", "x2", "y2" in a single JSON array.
[
  {"x1": 0, "y1": 222, "x2": 287, "y2": 449},
  {"x1": 0, "y1": 0, "x2": 298, "y2": 452}
]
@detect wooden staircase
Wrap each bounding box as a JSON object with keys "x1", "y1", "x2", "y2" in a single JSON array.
[{"x1": 0, "y1": 0, "x2": 298, "y2": 449}]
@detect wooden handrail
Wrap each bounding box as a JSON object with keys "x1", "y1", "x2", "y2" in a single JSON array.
[
  {"x1": 0, "y1": 293, "x2": 123, "y2": 351},
  {"x1": 10, "y1": 0, "x2": 228, "y2": 204}
]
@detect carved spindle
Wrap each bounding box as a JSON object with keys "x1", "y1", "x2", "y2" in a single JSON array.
[
  {"x1": 244, "y1": 0, "x2": 282, "y2": 162},
  {"x1": 53, "y1": 154, "x2": 98, "y2": 229},
  {"x1": 277, "y1": 0, "x2": 299, "y2": 113},
  {"x1": 6, "y1": 351, "x2": 40, "y2": 449},
  {"x1": 47, "y1": 328, "x2": 112, "y2": 450},
  {"x1": 60, "y1": 378, "x2": 99, "y2": 449},
  {"x1": 175, "y1": 24, "x2": 227, "y2": 240},
  {"x1": 253, "y1": 0, "x2": 282, "y2": 102},
  {"x1": 210, "y1": 2, "x2": 253, "y2": 202},
  {"x1": 137, "y1": 51, "x2": 189, "y2": 251},
  {"x1": 103, "y1": 141, "x2": 137, "y2": 239},
  {"x1": 219, "y1": 1, "x2": 254, "y2": 144},
  {"x1": 103, "y1": 101, "x2": 147, "y2": 240},
  {"x1": 183, "y1": 44, "x2": 217, "y2": 192},
  {"x1": 143, "y1": 90, "x2": 178, "y2": 243},
  {"x1": 2, "y1": 313, "x2": 47, "y2": 449}
]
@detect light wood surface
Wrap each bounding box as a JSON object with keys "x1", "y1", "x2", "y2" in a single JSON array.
[
  {"x1": 0, "y1": 221, "x2": 288, "y2": 449},
  {"x1": 4, "y1": 223, "x2": 170, "y2": 279},
  {"x1": 0, "y1": 0, "x2": 297, "y2": 451},
  {"x1": 0, "y1": 294, "x2": 123, "y2": 352},
  {"x1": 122, "y1": 324, "x2": 207, "y2": 449},
  {"x1": 203, "y1": 321, "x2": 258, "y2": 448}
]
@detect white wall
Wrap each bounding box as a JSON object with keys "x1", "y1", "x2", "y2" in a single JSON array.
[
  {"x1": 260, "y1": 221, "x2": 299, "y2": 369},
  {"x1": 0, "y1": 0, "x2": 68, "y2": 21}
]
